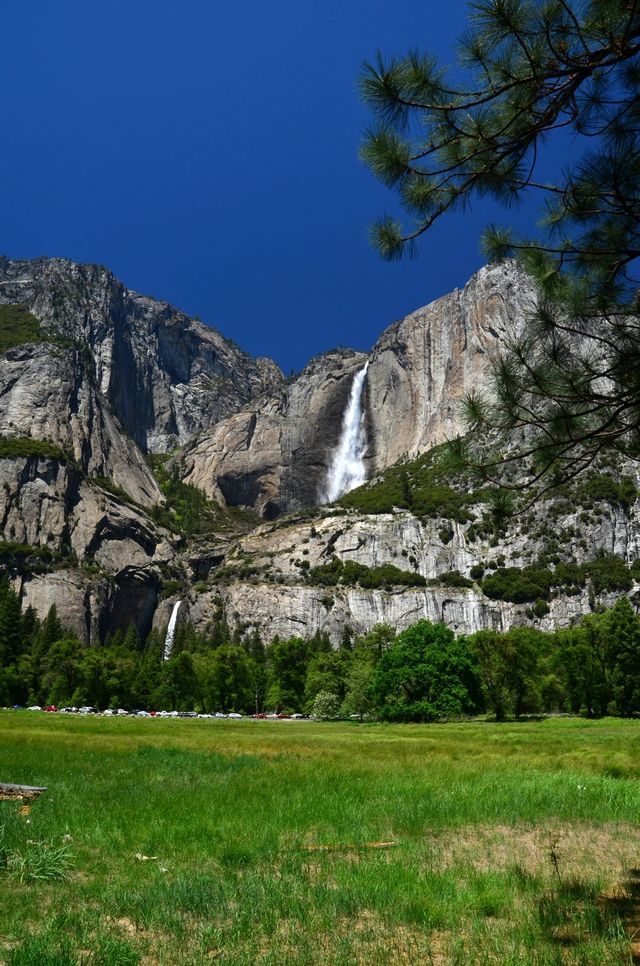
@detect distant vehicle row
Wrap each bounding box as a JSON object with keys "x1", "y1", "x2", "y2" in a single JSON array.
[{"x1": 11, "y1": 705, "x2": 309, "y2": 719}]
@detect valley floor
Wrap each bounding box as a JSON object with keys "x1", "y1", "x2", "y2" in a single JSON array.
[{"x1": 1, "y1": 714, "x2": 639, "y2": 964}]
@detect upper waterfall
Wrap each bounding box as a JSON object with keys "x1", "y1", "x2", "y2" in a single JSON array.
[{"x1": 323, "y1": 362, "x2": 369, "y2": 502}]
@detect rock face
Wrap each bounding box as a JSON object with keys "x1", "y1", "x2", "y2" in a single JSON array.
[
  {"x1": 196, "y1": 582, "x2": 603, "y2": 643},
  {"x1": 0, "y1": 343, "x2": 160, "y2": 507},
  {"x1": 0, "y1": 453, "x2": 176, "y2": 642},
  {"x1": 1, "y1": 254, "x2": 638, "y2": 647},
  {"x1": 176, "y1": 261, "x2": 535, "y2": 516},
  {"x1": 177, "y1": 497, "x2": 640, "y2": 643},
  {"x1": 0, "y1": 257, "x2": 283, "y2": 453},
  {"x1": 365, "y1": 261, "x2": 535, "y2": 471},
  {"x1": 179, "y1": 350, "x2": 368, "y2": 518}
]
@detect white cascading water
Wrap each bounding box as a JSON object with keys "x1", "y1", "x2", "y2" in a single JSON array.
[
  {"x1": 163, "y1": 600, "x2": 182, "y2": 661},
  {"x1": 323, "y1": 362, "x2": 369, "y2": 502}
]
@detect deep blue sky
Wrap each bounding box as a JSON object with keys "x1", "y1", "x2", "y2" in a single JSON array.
[{"x1": 3, "y1": 0, "x2": 545, "y2": 373}]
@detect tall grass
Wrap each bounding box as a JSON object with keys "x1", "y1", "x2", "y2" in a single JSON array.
[{"x1": 1, "y1": 713, "x2": 639, "y2": 963}]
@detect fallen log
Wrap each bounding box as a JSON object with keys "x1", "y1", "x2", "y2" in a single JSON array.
[{"x1": 0, "y1": 782, "x2": 47, "y2": 801}]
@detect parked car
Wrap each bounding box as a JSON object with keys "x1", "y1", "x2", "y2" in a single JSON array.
[
  {"x1": 214, "y1": 712, "x2": 227, "y2": 718},
  {"x1": 227, "y1": 712, "x2": 243, "y2": 719},
  {"x1": 252, "y1": 713, "x2": 267, "y2": 719},
  {"x1": 27, "y1": 705, "x2": 42, "y2": 712},
  {"x1": 44, "y1": 705, "x2": 58, "y2": 712}
]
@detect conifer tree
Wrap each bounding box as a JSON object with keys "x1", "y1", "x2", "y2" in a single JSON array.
[
  {"x1": 607, "y1": 595, "x2": 640, "y2": 714},
  {"x1": 0, "y1": 575, "x2": 23, "y2": 666},
  {"x1": 361, "y1": 0, "x2": 640, "y2": 490}
]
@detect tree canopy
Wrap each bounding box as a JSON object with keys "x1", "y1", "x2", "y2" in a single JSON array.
[{"x1": 361, "y1": 0, "x2": 640, "y2": 492}]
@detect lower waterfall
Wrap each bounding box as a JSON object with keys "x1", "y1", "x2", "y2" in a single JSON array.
[{"x1": 163, "y1": 600, "x2": 182, "y2": 661}]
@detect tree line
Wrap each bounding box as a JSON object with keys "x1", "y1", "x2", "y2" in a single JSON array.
[{"x1": 0, "y1": 576, "x2": 639, "y2": 720}]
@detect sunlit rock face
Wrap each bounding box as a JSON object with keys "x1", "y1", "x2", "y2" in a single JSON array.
[
  {"x1": 0, "y1": 256, "x2": 284, "y2": 455},
  {"x1": 175, "y1": 261, "x2": 535, "y2": 518},
  {"x1": 181, "y1": 503, "x2": 640, "y2": 645},
  {"x1": 178, "y1": 349, "x2": 368, "y2": 518},
  {"x1": 2, "y1": 254, "x2": 637, "y2": 647},
  {"x1": 364, "y1": 260, "x2": 535, "y2": 473}
]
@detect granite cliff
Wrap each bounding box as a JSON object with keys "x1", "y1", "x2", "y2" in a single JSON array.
[
  {"x1": 176, "y1": 260, "x2": 536, "y2": 513},
  {"x1": 0, "y1": 255, "x2": 637, "y2": 644}
]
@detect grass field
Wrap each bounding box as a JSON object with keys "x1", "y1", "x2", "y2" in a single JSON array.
[{"x1": 1, "y1": 714, "x2": 640, "y2": 965}]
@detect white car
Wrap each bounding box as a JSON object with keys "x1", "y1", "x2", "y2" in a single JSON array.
[
  {"x1": 214, "y1": 712, "x2": 227, "y2": 719},
  {"x1": 227, "y1": 712, "x2": 243, "y2": 719},
  {"x1": 103, "y1": 709, "x2": 115, "y2": 716},
  {"x1": 28, "y1": 705, "x2": 42, "y2": 712}
]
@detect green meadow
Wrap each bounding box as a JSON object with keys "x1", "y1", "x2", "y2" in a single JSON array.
[{"x1": 1, "y1": 713, "x2": 640, "y2": 965}]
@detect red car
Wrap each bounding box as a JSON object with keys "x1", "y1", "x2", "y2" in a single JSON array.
[
  {"x1": 44, "y1": 705, "x2": 58, "y2": 713},
  {"x1": 252, "y1": 713, "x2": 267, "y2": 719}
]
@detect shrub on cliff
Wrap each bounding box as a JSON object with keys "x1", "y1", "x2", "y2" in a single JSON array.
[{"x1": 308, "y1": 558, "x2": 426, "y2": 590}]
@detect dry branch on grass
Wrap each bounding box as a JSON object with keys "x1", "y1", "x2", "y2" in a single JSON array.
[{"x1": 0, "y1": 782, "x2": 47, "y2": 801}]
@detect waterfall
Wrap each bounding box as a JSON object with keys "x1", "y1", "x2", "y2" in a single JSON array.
[
  {"x1": 323, "y1": 362, "x2": 369, "y2": 502},
  {"x1": 163, "y1": 600, "x2": 182, "y2": 661}
]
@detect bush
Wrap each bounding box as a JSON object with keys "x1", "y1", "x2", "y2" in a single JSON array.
[
  {"x1": 0, "y1": 541, "x2": 56, "y2": 575},
  {"x1": 307, "y1": 558, "x2": 426, "y2": 589},
  {"x1": 482, "y1": 566, "x2": 553, "y2": 603},
  {"x1": 481, "y1": 554, "x2": 633, "y2": 602},
  {"x1": 585, "y1": 554, "x2": 633, "y2": 594},
  {"x1": 149, "y1": 457, "x2": 256, "y2": 540},
  {"x1": 0, "y1": 304, "x2": 73, "y2": 354},
  {"x1": 0, "y1": 436, "x2": 69, "y2": 462},
  {"x1": 577, "y1": 473, "x2": 637, "y2": 510},
  {"x1": 87, "y1": 476, "x2": 135, "y2": 504},
  {"x1": 339, "y1": 445, "x2": 484, "y2": 521},
  {"x1": 533, "y1": 599, "x2": 550, "y2": 618},
  {"x1": 437, "y1": 570, "x2": 473, "y2": 589}
]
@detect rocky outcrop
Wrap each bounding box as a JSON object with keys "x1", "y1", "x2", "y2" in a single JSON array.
[
  {"x1": 175, "y1": 261, "x2": 535, "y2": 516},
  {"x1": 175, "y1": 482, "x2": 640, "y2": 642},
  {"x1": 0, "y1": 343, "x2": 160, "y2": 507},
  {"x1": 364, "y1": 260, "x2": 535, "y2": 470},
  {"x1": 21, "y1": 567, "x2": 163, "y2": 646},
  {"x1": 0, "y1": 257, "x2": 284, "y2": 453},
  {"x1": 179, "y1": 350, "x2": 367, "y2": 517},
  {"x1": 0, "y1": 454, "x2": 177, "y2": 642},
  {"x1": 2, "y1": 254, "x2": 638, "y2": 648},
  {"x1": 189, "y1": 581, "x2": 605, "y2": 643}
]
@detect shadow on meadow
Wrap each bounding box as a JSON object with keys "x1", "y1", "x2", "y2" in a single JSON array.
[{"x1": 598, "y1": 868, "x2": 640, "y2": 964}]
